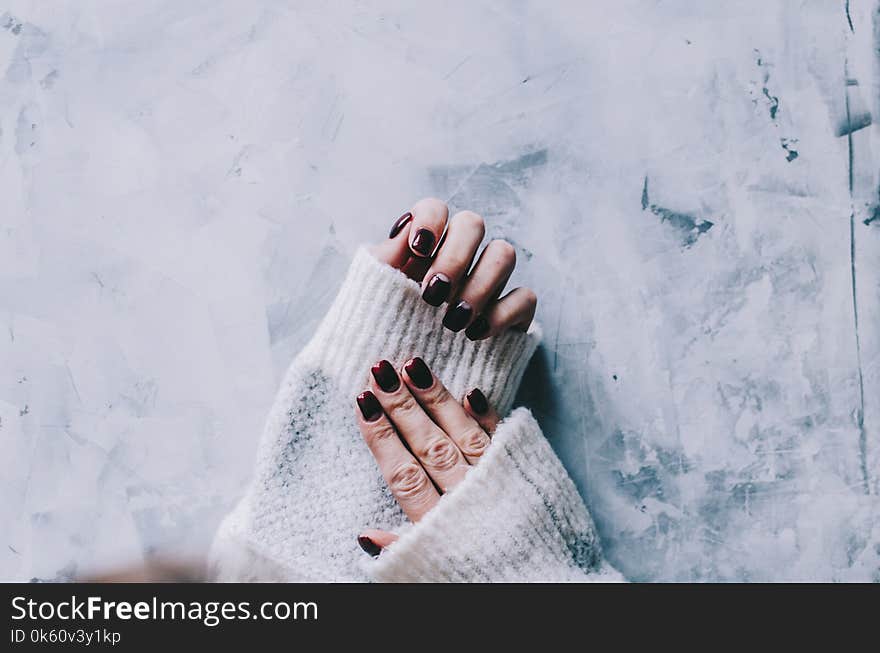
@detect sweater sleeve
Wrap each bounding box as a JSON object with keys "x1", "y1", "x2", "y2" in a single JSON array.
[
  {"x1": 366, "y1": 408, "x2": 623, "y2": 583},
  {"x1": 295, "y1": 246, "x2": 541, "y2": 414},
  {"x1": 210, "y1": 246, "x2": 618, "y2": 582}
]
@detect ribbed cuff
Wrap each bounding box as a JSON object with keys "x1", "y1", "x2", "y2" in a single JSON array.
[
  {"x1": 367, "y1": 408, "x2": 609, "y2": 583},
  {"x1": 298, "y1": 247, "x2": 541, "y2": 415}
]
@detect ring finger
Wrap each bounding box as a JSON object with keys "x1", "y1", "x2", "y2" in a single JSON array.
[
  {"x1": 442, "y1": 239, "x2": 517, "y2": 333},
  {"x1": 400, "y1": 357, "x2": 491, "y2": 464},
  {"x1": 465, "y1": 286, "x2": 537, "y2": 340}
]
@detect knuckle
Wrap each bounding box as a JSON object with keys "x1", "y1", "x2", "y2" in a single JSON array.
[
  {"x1": 422, "y1": 385, "x2": 452, "y2": 412},
  {"x1": 495, "y1": 297, "x2": 517, "y2": 323},
  {"x1": 420, "y1": 436, "x2": 462, "y2": 471},
  {"x1": 458, "y1": 428, "x2": 489, "y2": 458},
  {"x1": 453, "y1": 210, "x2": 485, "y2": 234},
  {"x1": 388, "y1": 462, "x2": 433, "y2": 498},
  {"x1": 435, "y1": 256, "x2": 469, "y2": 279},
  {"x1": 365, "y1": 421, "x2": 397, "y2": 444},
  {"x1": 489, "y1": 239, "x2": 517, "y2": 265},
  {"x1": 415, "y1": 197, "x2": 448, "y2": 219},
  {"x1": 521, "y1": 287, "x2": 538, "y2": 308},
  {"x1": 383, "y1": 391, "x2": 418, "y2": 416}
]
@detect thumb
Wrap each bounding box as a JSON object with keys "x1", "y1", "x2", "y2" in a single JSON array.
[{"x1": 357, "y1": 529, "x2": 399, "y2": 557}]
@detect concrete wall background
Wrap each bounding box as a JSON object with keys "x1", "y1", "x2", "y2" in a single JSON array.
[{"x1": 1, "y1": 1, "x2": 878, "y2": 581}]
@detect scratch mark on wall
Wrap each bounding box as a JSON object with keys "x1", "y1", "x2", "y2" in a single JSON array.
[
  {"x1": 65, "y1": 363, "x2": 82, "y2": 405},
  {"x1": 331, "y1": 113, "x2": 344, "y2": 141},
  {"x1": 641, "y1": 176, "x2": 714, "y2": 246},
  {"x1": 1, "y1": 11, "x2": 23, "y2": 34},
  {"x1": 754, "y1": 50, "x2": 800, "y2": 162},
  {"x1": 836, "y1": 112, "x2": 872, "y2": 136},
  {"x1": 428, "y1": 148, "x2": 549, "y2": 217},
  {"x1": 762, "y1": 87, "x2": 779, "y2": 120},
  {"x1": 780, "y1": 137, "x2": 799, "y2": 162},
  {"x1": 443, "y1": 55, "x2": 471, "y2": 80},
  {"x1": 39, "y1": 69, "x2": 59, "y2": 89},
  {"x1": 843, "y1": 58, "x2": 869, "y2": 495}
]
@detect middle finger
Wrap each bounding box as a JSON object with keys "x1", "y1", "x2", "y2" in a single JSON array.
[
  {"x1": 369, "y1": 359, "x2": 470, "y2": 492},
  {"x1": 420, "y1": 210, "x2": 485, "y2": 307},
  {"x1": 442, "y1": 239, "x2": 517, "y2": 333},
  {"x1": 400, "y1": 357, "x2": 491, "y2": 464}
]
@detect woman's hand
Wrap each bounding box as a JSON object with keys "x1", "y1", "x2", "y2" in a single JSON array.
[
  {"x1": 370, "y1": 198, "x2": 537, "y2": 340},
  {"x1": 354, "y1": 356, "x2": 500, "y2": 556}
]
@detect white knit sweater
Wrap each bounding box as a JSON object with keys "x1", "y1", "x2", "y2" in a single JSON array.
[{"x1": 211, "y1": 247, "x2": 621, "y2": 582}]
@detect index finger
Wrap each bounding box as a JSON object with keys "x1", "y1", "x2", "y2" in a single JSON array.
[{"x1": 408, "y1": 197, "x2": 448, "y2": 259}]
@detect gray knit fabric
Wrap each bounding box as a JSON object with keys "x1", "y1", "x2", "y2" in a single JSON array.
[{"x1": 211, "y1": 247, "x2": 619, "y2": 582}]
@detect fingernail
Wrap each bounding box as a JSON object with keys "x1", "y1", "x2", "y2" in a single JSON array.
[
  {"x1": 442, "y1": 300, "x2": 473, "y2": 332},
  {"x1": 371, "y1": 359, "x2": 400, "y2": 392},
  {"x1": 465, "y1": 315, "x2": 490, "y2": 340},
  {"x1": 411, "y1": 229, "x2": 436, "y2": 256},
  {"x1": 404, "y1": 357, "x2": 433, "y2": 389},
  {"x1": 388, "y1": 212, "x2": 412, "y2": 239},
  {"x1": 356, "y1": 391, "x2": 383, "y2": 421},
  {"x1": 466, "y1": 388, "x2": 489, "y2": 415},
  {"x1": 421, "y1": 273, "x2": 451, "y2": 307},
  {"x1": 357, "y1": 535, "x2": 381, "y2": 557}
]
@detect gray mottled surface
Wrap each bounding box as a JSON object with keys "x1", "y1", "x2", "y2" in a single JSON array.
[{"x1": 1, "y1": 1, "x2": 878, "y2": 581}]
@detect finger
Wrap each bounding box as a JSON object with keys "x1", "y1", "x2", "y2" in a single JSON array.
[
  {"x1": 401, "y1": 358, "x2": 490, "y2": 464},
  {"x1": 357, "y1": 529, "x2": 399, "y2": 557},
  {"x1": 464, "y1": 286, "x2": 538, "y2": 341},
  {"x1": 371, "y1": 211, "x2": 414, "y2": 270},
  {"x1": 369, "y1": 360, "x2": 470, "y2": 492},
  {"x1": 420, "y1": 210, "x2": 485, "y2": 307},
  {"x1": 400, "y1": 254, "x2": 431, "y2": 282},
  {"x1": 442, "y1": 239, "x2": 516, "y2": 333},
  {"x1": 463, "y1": 388, "x2": 501, "y2": 435},
  {"x1": 356, "y1": 390, "x2": 440, "y2": 522},
  {"x1": 408, "y1": 197, "x2": 448, "y2": 258}
]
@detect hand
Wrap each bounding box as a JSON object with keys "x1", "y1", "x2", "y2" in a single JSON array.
[
  {"x1": 371, "y1": 198, "x2": 537, "y2": 339},
  {"x1": 354, "y1": 356, "x2": 500, "y2": 556}
]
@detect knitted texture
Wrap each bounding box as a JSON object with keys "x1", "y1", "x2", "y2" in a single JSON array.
[
  {"x1": 298, "y1": 247, "x2": 541, "y2": 415},
  {"x1": 211, "y1": 247, "x2": 616, "y2": 582},
  {"x1": 369, "y1": 408, "x2": 622, "y2": 582}
]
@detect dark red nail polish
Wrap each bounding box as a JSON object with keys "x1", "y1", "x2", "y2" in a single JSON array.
[
  {"x1": 442, "y1": 300, "x2": 473, "y2": 332},
  {"x1": 421, "y1": 273, "x2": 451, "y2": 307},
  {"x1": 388, "y1": 212, "x2": 412, "y2": 239},
  {"x1": 356, "y1": 391, "x2": 383, "y2": 421},
  {"x1": 404, "y1": 357, "x2": 433, "y2": 389},
  {"x1": 411, "y1": 229, "x2": 436, "y2": 256},
  {"x1": 466, "y1": 388, "x2": 489, "y2": 415},
  {"x1": 371, "y1": 359, "x2": 400, "y2": 392},
  {"x1": 465, "y1": 315, "x2": 490, "y2": 340},
  {"x1": 358, "y1": 535, "x2": 381, "y2": 557}
]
